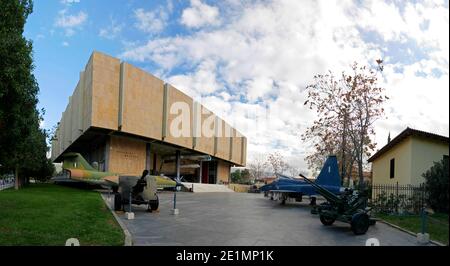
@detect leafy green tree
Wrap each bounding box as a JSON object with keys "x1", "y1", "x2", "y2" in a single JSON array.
[
  {"x1": 240, "y1": 169, "x2": 251, "y2": 184},
  {"x1": 422, "y1": 158, "x2": 449, "y2": 213},
  {"x1": 0, "y1": 0, "x2": 51, "y2": 188},
  {"x1": 231, "y1": 169, "x2": 252, "y2": 184},
  {"x1": 231, "y1": 170, "x2": 242, "y2": 184}
]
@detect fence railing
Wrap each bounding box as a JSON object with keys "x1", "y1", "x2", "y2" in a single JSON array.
[
  {"x1": 0, "y1": 178, "x2": 15, "y2": 191},
  {"x1": 369, "y1": 182, "x2": 427, "y2": 215}
]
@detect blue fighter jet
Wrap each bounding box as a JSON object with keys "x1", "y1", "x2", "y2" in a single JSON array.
[{"x1": 260, "y1": 155, "x2": 342, "y2": 205}]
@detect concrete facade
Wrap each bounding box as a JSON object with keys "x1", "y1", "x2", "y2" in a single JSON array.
[{"x1": 51, "y1": 51, "x2": 246, "y2": 183}]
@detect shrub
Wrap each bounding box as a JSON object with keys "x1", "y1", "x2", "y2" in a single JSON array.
[{"x1": 422, "y1": 158, "x2": 449, "y2": 213}]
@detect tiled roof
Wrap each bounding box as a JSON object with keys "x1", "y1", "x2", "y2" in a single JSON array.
[{"x1": 368, "y1": 127, "x2": 449, "y2": 162}]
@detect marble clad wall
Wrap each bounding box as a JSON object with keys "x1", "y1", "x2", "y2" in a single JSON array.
[
  {"x1": 70, "y1": 74, "x2": 84, "y2": 143},
  {"x1": 82, "y1": 59, "x2": 93, "y2": 132},
  {"x1": 217, "y1": 160, "x2": 231, "y2": 184},
  {"x1": 108, "y1": 135, "x2": 146, "y2": 176},
  {"x1": 192, "y1": 103, "x2": 215, "y2": 155},
  {"x1": 90, "y1": 52, "x2": 120, "y2": 130},
  {"x1": 51, "y1": 51, "x2": 247, "y2": 167},
  {"x1": 214, "y1": 117, "x2": 231, "y2": 161},
  {"x1": 241, "y1": 136, "x2": 247, "y2": 166},
  {"x1": 230, "y1": 129, "x2": 243, "y2": 165},
  {"x1": 162, "y1": 84, "x2": 193, "y2": 149},
  {"x1": 119, "y1": 63, "x2": 164, "y2": 140}
]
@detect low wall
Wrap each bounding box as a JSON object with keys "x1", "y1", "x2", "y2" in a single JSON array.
[{"x1": 228, "y1": 184, "x2": 250, "y2": 193}]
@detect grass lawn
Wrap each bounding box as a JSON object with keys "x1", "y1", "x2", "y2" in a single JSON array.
[
  {"x1": 0, "y1": 184, "x2": 124, "y2": 246},
  {"x1": 378, "y1": 213, "x2": 449, "y2": 245}
]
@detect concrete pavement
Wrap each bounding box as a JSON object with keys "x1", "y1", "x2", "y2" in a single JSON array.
[{"x1": 108, "y1": 191, "x2": 432, "y2": 246}]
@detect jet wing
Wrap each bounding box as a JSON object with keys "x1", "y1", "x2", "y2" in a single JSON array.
[{"x1": 267, "y1": 189, "x2": 298, "y2": 193}]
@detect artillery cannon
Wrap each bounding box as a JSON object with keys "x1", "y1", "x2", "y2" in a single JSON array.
[
  {"x1": 113, "y1": 175, "x2": 159, "y2": 212},
  {"x1": 301, "y1": 174, "x2": 376, "y2": 235}
]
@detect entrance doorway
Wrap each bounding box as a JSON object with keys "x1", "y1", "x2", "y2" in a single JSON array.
[
  {"x1": 201, "y1": 161, "x2": 209, "y2": 183},
  {"x1": 201, "y1": 161, "x2": 217, "y2": 184}
]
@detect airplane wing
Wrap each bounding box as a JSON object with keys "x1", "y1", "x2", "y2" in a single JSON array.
[{"x1": 267, "y1": 189, "x2": 298, "y2": 193}]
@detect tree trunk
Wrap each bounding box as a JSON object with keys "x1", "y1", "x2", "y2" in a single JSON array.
[
  {"x1": 14, "y1": 165, "x2": 19, "y2": 190},
  {"x1": 345, "y1": 157, "x2": 355, "y2": 186},
  {"x1": 358, "y1": 149, "x2": 364, "y2": 189}
]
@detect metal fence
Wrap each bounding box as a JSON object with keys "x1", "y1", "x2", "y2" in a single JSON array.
[
  {"x1": 0, "y1": 177, "x2": 15, "y2": 191},
  {"x1": 369, "y1": 182, "x2": 427, "y2": 215}
]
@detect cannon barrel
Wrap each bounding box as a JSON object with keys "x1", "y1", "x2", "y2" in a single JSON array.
[{"x1": 300, "y1": 174, "x2": 342, "y2": 205}]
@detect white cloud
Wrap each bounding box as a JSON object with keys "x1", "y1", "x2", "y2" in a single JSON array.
[
  {"x1": 121, "y1": 0, "x2": 449, "y2": 174},
  {"x1": 355, "y1": 0, "x2": 448, "y2": 71},
  {"x1": 39, "y1": 119, "x2": 46, "y2": 129},
  {"x1": 99, "y1": 18, "x2": 123, "y2": 40},
  {"x1": 167, "y1": 59, "x2": 221, "y2": 97},
  {"x1": 181, "y1": 0, "x2": 220, "y2": 28},
  {"x1": 55, "y1": 9, "x2": 87, "y2": 36},
  {"x1": 62, "y1": 41, "x2": 69, "y2": 47},
  {"x1": 55, "y1": 10, "x2": 87, "y2": 27},
  {"x1": 372, "y1": 61, "x2": 449, "y2": 151},
  {"x1": 60, "y1": 0, "x2": 80, "y2": 4},
  {"x1": 133, "y1": 8, "x2": 168, "y2": 33}
]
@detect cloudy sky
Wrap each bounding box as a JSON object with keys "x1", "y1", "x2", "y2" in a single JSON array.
[{"x1": 25, "y1": 0, "x2": 449, "y2": 172}]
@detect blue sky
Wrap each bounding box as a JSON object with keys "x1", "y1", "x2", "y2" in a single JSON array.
[
  {"x1": 25, "y1": 0, "x2": 183, "y2": 128},
  {"x1": 24, "y1": 0, "x2": 449, "y2": 170}
]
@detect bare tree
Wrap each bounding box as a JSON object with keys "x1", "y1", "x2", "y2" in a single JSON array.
[
  {"x1": 288, "y1": 164, "x2": 300, "y2": 177},
  {"x1": 302, "y1": 61, "x2": 387, "y2": 187},
  {"x1": 302, "y1": 71, "x2": 358, "y2": 182},
  {"x1": 344, "y1": 62, "x2": 387, "y2": 186},
  {"x1": 248, "y1": 154, "x2": 267, "y2": 182},
  {"x1": 266, "y1": 152, "x2": 288, "y2": 175}
]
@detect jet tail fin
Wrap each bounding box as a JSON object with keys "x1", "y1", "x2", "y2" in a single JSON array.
[{"x1": 315, "y1": 155, "x2": 341, "y2": 187}]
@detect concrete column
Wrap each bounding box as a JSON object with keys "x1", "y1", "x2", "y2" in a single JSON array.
[
  {"x1": 199, "y1": 161, "x2": 202, "y2": 184},
  {"x1": 162, "y1": 84, "x2": 169, "y2": 140},
  {"x1": 104, "y1": 136, "x2": 110, "y2": 171},
  {"x1": 176, "y1": 150, "x2": 181, "y2": 182},
  {"x1": 118, "y1": 62, "x2": 126, "y2": 131},
  {"x1": 145, "y1": 143, "x2": 151, "y2": 171}
]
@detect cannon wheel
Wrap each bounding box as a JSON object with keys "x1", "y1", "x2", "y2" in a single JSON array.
[
  {"x1": 148, "y1": 195, "x2": 159, "y2": 211},
  {"x1": 319, "y1": 214, "x2": 335, "y2": 225},
  {"x1": 351, "y1": 213, "x2": 370, "y2": 235},
  {"x1": 113, "y1": 193, "x2": 122, "y2": 211}
]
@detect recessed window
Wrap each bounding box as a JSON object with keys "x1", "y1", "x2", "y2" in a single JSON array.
[{"x1": 390, "y1": 158, "x2": 395, "y2": 179}]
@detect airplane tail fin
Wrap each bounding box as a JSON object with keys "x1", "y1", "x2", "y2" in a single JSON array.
[
  {"x1": 61, "y1": 153, "x2": 96, "y2": 171},
  {"x1": 315, "y1": 155, "x2": 341, "y2": 187}
]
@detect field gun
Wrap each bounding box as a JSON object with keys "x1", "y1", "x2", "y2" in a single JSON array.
[{"x1": 301, "y1": 174, "x2": 376, "y2": 235}]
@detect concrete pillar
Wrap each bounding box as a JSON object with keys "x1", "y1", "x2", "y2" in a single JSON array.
[
  {"x1": 176, "y1": 150, "x2": 181, "y2": 182},
  {"x1": 145, "y1": 143, "x2": 151, "y2": 171},
  {"x1": 104, "y1": 136, "x2": 110, "y2": 172},
  {"x1": 199, "y1": 161, "x2": 202, "y2": 184},
  {"x1": 118, "y1": 62, "x2": 126, "y2": 131}
]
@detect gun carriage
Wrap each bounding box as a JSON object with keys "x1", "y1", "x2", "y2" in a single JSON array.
[{"x1": 301, "y1": 175, "x2": 376, "y2": 235}]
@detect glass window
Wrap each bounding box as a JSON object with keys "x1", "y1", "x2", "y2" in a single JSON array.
[
  {"x1": 208, "y1": 161, "x2": 217, "y2": 184},
  {"x1": 390, "y1": 158, "x2": 395, "y2": 179}
]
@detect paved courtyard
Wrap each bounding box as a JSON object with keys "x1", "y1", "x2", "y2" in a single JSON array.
[{"x1": 111, "y1": 191, "x2": 430, "y2": 246}]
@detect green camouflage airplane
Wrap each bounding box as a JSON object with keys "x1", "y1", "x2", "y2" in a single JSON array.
[{"x1": 56, "y1": 152, "x2": 177, "y2": 190}]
